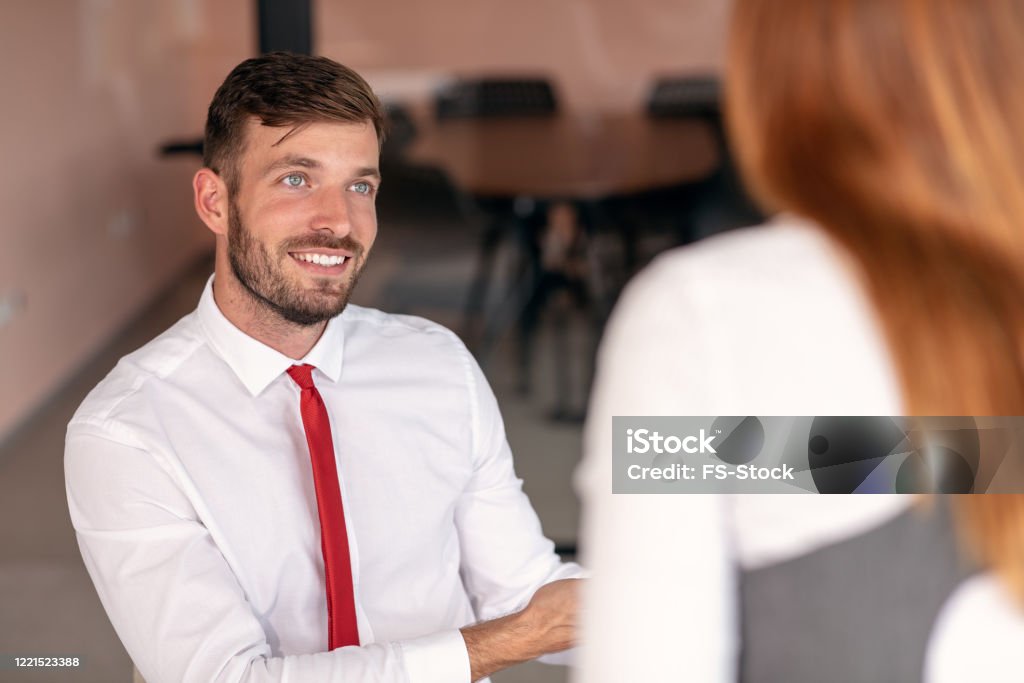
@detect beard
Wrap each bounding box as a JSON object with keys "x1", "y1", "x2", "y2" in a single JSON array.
[{"x1": 227, "y1": 196, "x2": 367, "y2": 326}]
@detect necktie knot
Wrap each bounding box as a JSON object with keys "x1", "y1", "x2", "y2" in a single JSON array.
[{"x1": 287, "y1": 364, "x2": 316, "y2": 390}]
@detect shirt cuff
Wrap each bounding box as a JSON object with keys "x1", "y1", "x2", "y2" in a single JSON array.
[
  {"x1": 538, "y1": 646, "x2": 577, "y2": 666},
  {"x1": 399, "y1": 628, "x2": 471, "y2": 683}
]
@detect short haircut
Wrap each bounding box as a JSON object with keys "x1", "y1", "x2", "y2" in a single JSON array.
[{"x1": 203, "y1": 51, "x2": 385, "y2": 193}]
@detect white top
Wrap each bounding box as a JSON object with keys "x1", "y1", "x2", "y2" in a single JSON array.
[
  {"x1": 574, "y1": 215, "x2": 1022, "y2": 682},
  {"x1": 65, "y1": 277, "x2": 580, "y2": 683},
  {"x1": 925, "y1": 574, "x2": 1024, "y2": 683}
]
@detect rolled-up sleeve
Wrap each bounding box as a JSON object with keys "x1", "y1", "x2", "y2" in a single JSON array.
[{"x1": 452, "y1": 351, "x2": 584, "y2": 627}]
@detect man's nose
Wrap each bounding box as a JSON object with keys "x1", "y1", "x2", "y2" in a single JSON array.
[{"x1": 310, "y1": 188, "x2": 351, "y2": 235}]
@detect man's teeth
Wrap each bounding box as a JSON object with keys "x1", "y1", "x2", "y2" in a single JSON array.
[{"x1": 292, "y1": 253, "x2": 348, "y2": 266}]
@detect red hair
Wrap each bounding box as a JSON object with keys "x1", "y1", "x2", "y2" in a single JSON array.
[{"x1": 727, "y1": 0, "x2": 1024, "y2": 601}]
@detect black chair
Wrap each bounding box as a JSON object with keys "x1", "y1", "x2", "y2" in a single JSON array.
[
  {"x1": 159, "y1": 139, "x2": 204, "y2": 157},
  {"x1": 647, "y1": 76, "x2": 721, "y2": 120},
  {"x1": 647, "y1": 75, "x2": 761, "y2": 241},
  {"x1": 380, "y1": 102, "x2": 418, "y2": 162},
  {"x1": 432, "y1": 78, "x2": 560, "y2": 363},
  {"x1": 376, "y1": 101, "x2": 474, "y2": 229},
  {"x1": 602, "y1": 74, "x2": 765, "y2": 255},
  {"x1": 435, "y1": 78, "x2": 558, "y2": 119}
]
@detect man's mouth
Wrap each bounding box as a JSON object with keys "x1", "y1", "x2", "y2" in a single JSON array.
[
  {"x1": 290, "y1": 252, "x2": 349, "y2": 266},
  {"x1": 288, "y1": 250, "x2": 353, "y2": 273}
]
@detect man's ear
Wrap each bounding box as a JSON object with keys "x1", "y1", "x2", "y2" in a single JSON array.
[{"x1": 193, "y1": 168, "x2": 230, "y2": 236}]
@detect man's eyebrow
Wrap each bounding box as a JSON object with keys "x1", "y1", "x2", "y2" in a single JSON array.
[
  {"x1": 263, "y1": 155, "x2": 322, "y2": 176},
  {"x1": 262, "y1": 157, "x2": 381, "y2": 181},
  {"x1": 355, "y1": 166, "x2": 382, "y2": 181}
]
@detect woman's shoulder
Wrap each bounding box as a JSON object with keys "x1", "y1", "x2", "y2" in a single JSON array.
[
  {"x1": 602, "y1": 213, "x2": 901, "y2": 415},
  {"x1": 631, "y1": 213, "x2": 850, "y2": 297},
  {"x1": 925, "y1": 573, "x2": 1024, "y2": 682},
  {"x1": 614, "y1": 212, "x2": 878, "y2": 360}
]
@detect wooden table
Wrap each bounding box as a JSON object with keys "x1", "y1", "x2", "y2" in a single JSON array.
[{"x1": 406, "y1": 110, "x2": 718, "y2": 199}]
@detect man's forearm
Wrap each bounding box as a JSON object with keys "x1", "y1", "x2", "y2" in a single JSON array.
[
  {"x1": 461, "y1": 611, "x2": 540, "y2": 681},
  {"x1": 459, "y1": 578, "x2": 580, "y2": 682}
]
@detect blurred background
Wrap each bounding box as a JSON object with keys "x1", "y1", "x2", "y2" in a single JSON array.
[{"x1": 0, "y1": 1, "x2": 761, "y2": 680}]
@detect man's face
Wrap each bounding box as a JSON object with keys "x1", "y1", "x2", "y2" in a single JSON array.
[{"x1": 226, "y1": 119, "x2": 380, "y2": 326}]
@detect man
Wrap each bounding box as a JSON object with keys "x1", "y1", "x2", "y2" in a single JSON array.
[{"x1": 65, "y1": 52, "x2": 581, "y2": 683}]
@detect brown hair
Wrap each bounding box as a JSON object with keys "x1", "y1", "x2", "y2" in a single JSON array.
[
  {"x1": 204, "y1": 51, "x2": 386, "y2": 193},
  {"x1": 727, "y1": 0, "x2": 1024, "y2": 601}
]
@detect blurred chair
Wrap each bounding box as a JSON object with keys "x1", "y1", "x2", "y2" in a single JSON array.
[
  {"x1": 159, "y1": 138, "x2": 204, "y2": 158},
  {"x1": 435, "y1": 77, "x2": 558, "y2": 119},
  {"x1": 604, "y1": 75, "x2": 762, "y2": 255},
  {"x1": 380, "y1": 102, "x2": 418, "y2": 162},
  {"x1": 376, "y1": 100, "x2": 460, "y2": 216},
  {"x1": 431, "y1": 78, "x2": 561, "y2": 376},
  {"x1": 646, "y1": 75, "x2": 722, "y2": 120},
  {"x1": 648, "y1": 75, "x2": 763, "y2": 243}
]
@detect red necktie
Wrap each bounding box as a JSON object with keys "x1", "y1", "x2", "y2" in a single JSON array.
[{"x1": 287, "y1": 364, "x2": 360, "y2": 649}]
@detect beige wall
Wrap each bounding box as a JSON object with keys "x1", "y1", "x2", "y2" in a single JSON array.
[
  {"x1": 316, "y1": 0, "x2": 730, "y2": 111},
  {"x1": 1, "y1": 0, "x2": 730, "y2": 441},
  {"x1": 0, "y1": 0, "x2": 254, "y2": 440}
]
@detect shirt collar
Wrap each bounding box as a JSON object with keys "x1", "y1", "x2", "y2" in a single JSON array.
[{"x1": 196, "y1": 275, "x2": 345, "y2": 396}]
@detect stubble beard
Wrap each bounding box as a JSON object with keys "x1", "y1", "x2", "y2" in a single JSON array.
[{"x1": 226, "y1": 195, "x2": 366, "y2": 326}]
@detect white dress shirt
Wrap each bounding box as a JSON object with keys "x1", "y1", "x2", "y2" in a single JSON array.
[
  {"x1": 574, "y1": 215, "x2": 1020, "y2": 682},
  {"x1": 65, "y1": 276, "x2": 580, "y2": 683}
]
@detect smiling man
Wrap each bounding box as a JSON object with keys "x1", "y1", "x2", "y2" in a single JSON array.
[{"x1": 65, "y1": 53, "x2": 581, "y2": 683}]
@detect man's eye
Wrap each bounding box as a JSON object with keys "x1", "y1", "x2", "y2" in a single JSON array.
[
  {"x1": 283, "y1": 174, "x2": 306, "y2": 187},
  {"x1": 351, "y1": 181, "x2": 372, "y2": 195}
]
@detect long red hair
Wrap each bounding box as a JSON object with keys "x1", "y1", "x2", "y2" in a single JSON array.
[{"x1": 727, "y1": 0, "x2": 1024, "y2": 601}]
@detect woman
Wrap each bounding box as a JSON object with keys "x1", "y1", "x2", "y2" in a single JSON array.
[{"x1": 575, "y1": 1, "x2": 1024, "y2": 681}]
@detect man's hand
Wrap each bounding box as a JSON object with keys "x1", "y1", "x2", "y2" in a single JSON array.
[
  {"x1": 460, "y1": 579, "x2": 582, "y2": 682},
  {"x1": 516, "y1": 578, "x2": 579, "y2": 654}
]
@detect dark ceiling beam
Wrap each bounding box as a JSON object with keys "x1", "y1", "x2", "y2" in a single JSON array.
[{"x1": 257, "y1": 0, "x2": 313, "y2": 55}]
